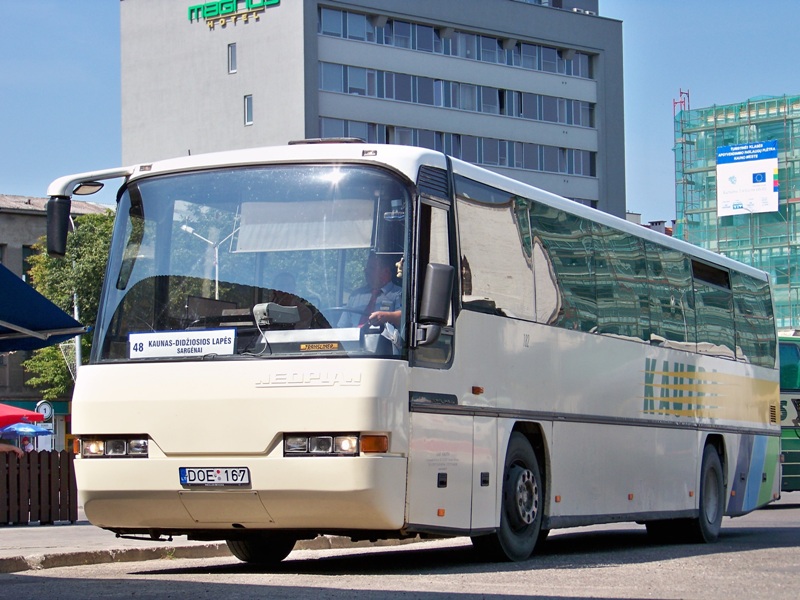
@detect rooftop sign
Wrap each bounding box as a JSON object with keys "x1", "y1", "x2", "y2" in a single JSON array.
[{"x1": 188, "y1": 0, "x2": 279, "y2": 28}]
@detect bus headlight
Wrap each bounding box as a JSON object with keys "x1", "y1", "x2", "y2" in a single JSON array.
[
  {"x1": 284, "y1": 433, "x2": 362, "y2": 456},
  {"x1": 79, "y1": 436, "x2": 149, "y2": 458},
  {"x1": 128, "y1": 439, "x2": 149, "y2": 455},
  {"x1": 82, "y1": 439, "x2": 105, "y2": 457},
  {"x1": 285, "y1": 435, "x2": 309, "y2": 453},
  {"x1": 105, "y1": 439, "x2": 127, "y2": 456}
]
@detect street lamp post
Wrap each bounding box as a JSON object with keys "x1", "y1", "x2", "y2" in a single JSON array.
[
  {"x1": 180, "y1": 224, "x2": 237, "y2": 300},
  {"x1": 68, "y1": 217, "x2": 81, "y2": 374}
]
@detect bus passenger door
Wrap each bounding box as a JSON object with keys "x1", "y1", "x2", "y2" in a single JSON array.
[{"x1": 408, "y1": 194, "x2": 475, "y2": 531}]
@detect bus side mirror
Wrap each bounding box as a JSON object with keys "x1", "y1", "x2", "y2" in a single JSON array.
[
  {"x1": 417, "y1": 262, "x2": 454, "y2": 347},
  {"x1": 47, "y1": 196, "x2": 72, "y2": 257}
]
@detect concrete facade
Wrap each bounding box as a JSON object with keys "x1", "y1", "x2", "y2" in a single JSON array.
[{"x1": 120, "y1": 0, "x2": 624, "y2": 216}]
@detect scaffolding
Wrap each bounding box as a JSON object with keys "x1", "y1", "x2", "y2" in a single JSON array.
[{"x1": 673, "y1": 91, "x2": 800, "y2": 330}]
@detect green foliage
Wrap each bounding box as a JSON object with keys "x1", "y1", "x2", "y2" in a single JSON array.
[
  {"x1": 22, "y1": 211, "x2": 115, "y2": 398},
  {"x1": 23, "y1": 344, "x2": 79, "y2": 400}
]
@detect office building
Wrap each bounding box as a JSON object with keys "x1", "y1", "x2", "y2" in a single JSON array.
[
  {"x1": 121, "y1": 0, "x2": 625, "y2": 215},
  {"x1": 674, "y1": 92, "x2": 800, "y2": 330}
]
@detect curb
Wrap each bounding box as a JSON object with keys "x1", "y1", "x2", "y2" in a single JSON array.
[
  {"x1": 0, "y1": 543, "x2": 230, "y2": 574},
  {"x1": 0, "y1": 535, "x2": 423, "y2": 574}
]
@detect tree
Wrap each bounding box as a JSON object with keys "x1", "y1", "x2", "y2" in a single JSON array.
[{"x1": 23, "y1": 211, "x2": 115, "y2": 399}]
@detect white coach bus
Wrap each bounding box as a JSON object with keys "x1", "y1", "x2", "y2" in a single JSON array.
[{"x1": 46, "y1": 142, "x2": 780, "y2": 564}]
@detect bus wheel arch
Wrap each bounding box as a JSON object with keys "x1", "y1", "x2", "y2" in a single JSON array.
[
  {"x1": 646, "y1": 438, "x2": 726, "y2": 544},
  {"x1": 692, "y1": 440, "x2": 725, "y2": 542},
  {"x1": 703, "y1": 434, "x2": 727, "y2": 491},
  {"x1": 471, "y1": 426, "x2": 547, "y2": 561}
]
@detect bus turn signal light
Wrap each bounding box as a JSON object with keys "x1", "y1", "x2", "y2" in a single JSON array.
[{"x1": 361, "y1": 435, "x2": 389, "y2": 453}]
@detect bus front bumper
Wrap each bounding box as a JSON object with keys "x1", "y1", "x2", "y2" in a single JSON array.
[{"x1": 77, "y1": 455, "x2": 408, "y2": 534}]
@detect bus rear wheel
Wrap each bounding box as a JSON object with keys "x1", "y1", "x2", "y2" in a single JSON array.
[
  {"x1": 471, "y1": 432, "x2": 544, "y2": 562},
  {"x1": 226, "y1": 533, "x2": 297, "y2": 565},
  {"x1": 687, "y1": 444, "x2": 725, "y2": 542}
]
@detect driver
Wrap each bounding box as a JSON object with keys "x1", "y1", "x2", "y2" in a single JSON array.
[{"x1": 338, "y1": 253, "x2": 401, "y2": 328}]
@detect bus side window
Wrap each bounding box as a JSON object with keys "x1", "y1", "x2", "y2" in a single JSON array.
[
  {"x1": 647, "y1": 243, "x2": 696, "y2": 351},
  {"x1": 732, "y1": 271, "x2": 775, "y2": 368},
  {"x1": 692, "y1": 261, "x2": 735, "y2": 360},
  {"x1": 529, "y1": 202, "x2": 596, "y2": 332},
  {"x1": 457, "y1": 196, "x2": 534, "y2": 320}
]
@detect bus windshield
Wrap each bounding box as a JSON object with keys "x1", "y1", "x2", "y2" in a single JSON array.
[{"x1": 92, "y1": 164, "x2": 410, "y2": 363}]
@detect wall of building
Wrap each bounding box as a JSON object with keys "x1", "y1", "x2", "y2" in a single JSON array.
[
  {"x1": 121, "y1": 0, "x2": 309, "y2": 163},
  {"x1": 121, "y1": 0, "x2": 625, "y2": 216},
  {"x1": 674, "y1": 94, "x2": 800, "y2": 330}
]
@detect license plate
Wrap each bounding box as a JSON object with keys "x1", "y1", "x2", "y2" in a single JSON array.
[{"x1": 179, "y1": 467, "x2": 250, "y2": 486}]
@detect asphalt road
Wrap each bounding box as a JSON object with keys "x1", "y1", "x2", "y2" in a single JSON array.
[{"x1": 2, "y1": 492, "x2": 799, "y2": 599}]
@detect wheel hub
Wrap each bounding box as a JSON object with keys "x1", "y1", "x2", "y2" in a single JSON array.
[{"x1": 510, "y1": 465, "x2": 538, "y2": 526}]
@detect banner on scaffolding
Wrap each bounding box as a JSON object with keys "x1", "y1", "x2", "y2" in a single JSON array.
[{"x1": 716, "y1": 140, "x2": 779, "y2": 217}]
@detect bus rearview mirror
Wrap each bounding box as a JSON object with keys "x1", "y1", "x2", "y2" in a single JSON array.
[
  {"x1": 417, "y1": 263, "x2": 454, "y2": 347},
  {"x1": 46, "y1": 196, "x2": 72, "y2": 257}
]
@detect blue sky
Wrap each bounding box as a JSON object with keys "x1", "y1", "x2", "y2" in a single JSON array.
[
  {"x1": 2, "y1": 1, "x2": 800, "y2": 220},
  {"x1": 0, "y1": 2, "x2": 121, "y2": 206}
]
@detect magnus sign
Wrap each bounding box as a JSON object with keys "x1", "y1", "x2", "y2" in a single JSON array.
[{"x1": 188, "y1": 0, "x2": 279, "y2": 28}]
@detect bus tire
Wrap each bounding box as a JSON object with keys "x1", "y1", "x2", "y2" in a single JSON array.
[
  {"x1": 471, "y1": 432, "x2": 543, "y2": 561},
  {"x1": 689, "y1": 444, "x2": 725, "y2": 543},
  {"x1": 226, "y1": 533, "x2": 296, "y2": 565}
]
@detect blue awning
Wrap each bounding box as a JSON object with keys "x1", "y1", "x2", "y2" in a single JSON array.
[{"x1": 0, "y1": 262, "x2": 87, "y2": 352}]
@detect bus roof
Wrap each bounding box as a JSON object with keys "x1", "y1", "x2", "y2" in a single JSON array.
[{"x1": 48, "y1": 142, "x2": 769, "y2": 283}]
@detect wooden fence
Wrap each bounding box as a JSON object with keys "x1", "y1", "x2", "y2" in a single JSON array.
[{"x1": 0, "y1": 450, "x2": 78, "y2": 525}]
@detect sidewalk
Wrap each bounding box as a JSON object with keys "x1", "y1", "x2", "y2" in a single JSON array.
[
  {"x1": 0, "y1": 507, "x2": 230, "y2": 573},
  {"x1": 0, "y1": 508, "x2": 418, "y2": 574}
]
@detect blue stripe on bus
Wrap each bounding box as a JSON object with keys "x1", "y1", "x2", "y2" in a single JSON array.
[
  {"x1": 743, "y1": 435, "x2": 768, "y2": 511},
  {"x1": 728, "y1": 435, "x2": 753, "y2": 514}
]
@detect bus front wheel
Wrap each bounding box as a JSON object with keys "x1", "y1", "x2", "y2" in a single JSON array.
[
  {"x1": 471, "y1": 432, "x2": 544, "y2": 561},
  {"x1": 226, "y1": 533, "x2": 297, "y2": 565}
]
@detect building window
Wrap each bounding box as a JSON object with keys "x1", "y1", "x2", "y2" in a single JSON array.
[
  {"x1": 244, "y1": 95, "x2": 253, "y2": 125},
  {"x1": 318, "y1": 8, "x2": 594, "y2": 81},
  {"x1": 320, "y1": 63, "x2": 344, "y2": 93},
  {"x1": 228, "y1": 43, "x2": 237, "y2": 73},
  {"x1": 479, "y1": 36, "x2": 503, "y2": 64},
  {"x1": 346, "y1": 12, "x2": 368, "y2": 41},
  {"x1": 416, "y1": 25, "x2": 435, "y2": 53},
  {"x1": 391, "y1": 126, "x2": 414, "y2": 145},
  {"x1": 319, "y1": 7, "x2": 343, "y2": 36},
  {"x1": 347, "y1": 66, "x2": 367, "y2": 95},
  {"x1": 481, "y1": 87, "x2": 499, "y2": 114},
  {"x1": 319, "y1": 117, "x2": 595, "y2": 177},
  {"x1": 458, "y1": 84, "x2": 478, "y2": 112},
  {"x1": 320, "y1": 117, "x2": 345, "y2": 138}
]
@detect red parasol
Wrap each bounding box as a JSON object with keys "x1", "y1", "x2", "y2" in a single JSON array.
[{"x1": 0, "y1": 402, "x2": 45, "y2": 429}]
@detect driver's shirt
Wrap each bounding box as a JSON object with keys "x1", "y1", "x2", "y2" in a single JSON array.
[{"x1": 337, "y1": 282, "x2": 402, "y2": 328}]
